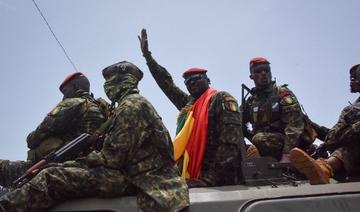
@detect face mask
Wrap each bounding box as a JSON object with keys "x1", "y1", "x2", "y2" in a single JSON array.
[{"x1": 104, "y1": 73, "x2": 139, "y2": 102}]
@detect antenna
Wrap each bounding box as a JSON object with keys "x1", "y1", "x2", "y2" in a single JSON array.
[{"x1": 31, "y1": 0, "x2": 78, "y2": 71}]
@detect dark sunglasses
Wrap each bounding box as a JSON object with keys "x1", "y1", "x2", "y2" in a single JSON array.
[
  {"x1": 252, "y1": 67, "x2": 271, "y2": 74},
  {"x1": 184, "y1": 74, "x2": 205, "y2": 85}
]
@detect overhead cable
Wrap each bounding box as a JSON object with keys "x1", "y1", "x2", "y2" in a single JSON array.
[{"x1": 31, "y1": 0, "x2": 78, "y2": 71}]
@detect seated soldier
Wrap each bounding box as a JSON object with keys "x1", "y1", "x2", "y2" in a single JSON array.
[
  {"x1": 0, "y1": 72, "x2": 108, "y2": 187},
  {"x1": 139, "y1": 29, "x2": 243, "y2": 187},
  {"x1": 243, "y1": 57, "x2": 315, "y2": 162},
  {"x1": 0, "y1": 61, "x2": 189, "y2": 212},
  {"x1": 290, "y1": 64, "x2": 360, "y2": 184}
]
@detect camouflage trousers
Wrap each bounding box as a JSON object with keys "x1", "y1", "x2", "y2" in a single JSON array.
[
  {"x1": 251, "y1": 132, "x2": 285, "y2": 161},
  {"x1": 251, "y1": 132, "x2": 314, "y2": 161},
  {"x1": 0, "y1": 160, "x2": 31, "y2": 188},
  {"x1": 0, "y1": 164, "x2": 171, "y2": 212},
  {"x1": 331, "y1": 142, "x2": 360, "y2": 177}
]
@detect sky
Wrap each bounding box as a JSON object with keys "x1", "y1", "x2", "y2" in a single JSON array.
[{"x1": 1, "y1": 0, "x2": 359, "y2": 161}]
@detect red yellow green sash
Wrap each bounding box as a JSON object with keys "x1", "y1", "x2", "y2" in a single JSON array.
[{"x1": 173, "y1": 88, "x2": 217, "y2": 179}]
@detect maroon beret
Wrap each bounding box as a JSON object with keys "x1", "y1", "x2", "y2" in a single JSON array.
[
  {"x1": 182, "y1": 67, "x2": 207, "y2": 78},
  {"x1": 250, "y1": 57, "x2": 270, "y2": 69},
  {"x1": 59, "y1": 72, "x2": 84, "y2": 91}
]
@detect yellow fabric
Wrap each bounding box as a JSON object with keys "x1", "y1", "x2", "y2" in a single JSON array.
[
  {"x1": 173, "y1": 111, "x2": 194, "y2": 161},
  {"x1": 182, "y1": 150, "x2": 190, "y2": 179}
]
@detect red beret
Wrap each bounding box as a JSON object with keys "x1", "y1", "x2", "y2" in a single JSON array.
[
  {"x1": 350, "y1": 64, "x2": 360, "y2": 74},
  {"x1": 250, "y1": 57, "x2": 270, "y2": 68},
  {"x1": 59, "y1": 72, "x2": 84, "y2": 91},
  {"x1": 182, "y1": 67, "x2": 207, "y2": 78}
]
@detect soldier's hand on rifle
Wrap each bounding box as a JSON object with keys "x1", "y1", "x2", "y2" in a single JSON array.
[{"x1": 138, "y1": 28, "x2": 150, "y2": 56}]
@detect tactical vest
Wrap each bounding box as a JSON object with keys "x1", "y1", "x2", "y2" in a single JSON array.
[
  {"x1": 27, "y1": 95, "x2": 107, "y2": 163},
  {"x1": 248, "y1": 84, "x2": 316, "y2": 145},
  {"x1": 248, "y1": 85, "x2": 282, "y2": 133},
  {"x1": 343, "y1": 100, "x2": 360, "y2": 125}
]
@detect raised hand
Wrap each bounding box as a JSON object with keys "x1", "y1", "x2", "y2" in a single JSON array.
[{"x1": 138, "y1": 28, "x2": 150, "y2": 56}]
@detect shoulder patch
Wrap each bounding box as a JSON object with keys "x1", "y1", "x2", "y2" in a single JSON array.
[
  {"x1": 223, "y1": 97, "x2": 239, "y2": 112},
  {"x1": 279, "y1": 93, "x2": 298, "y2": 106},
  {"x1": 49, "y1": 106, "x2": 62, "y2": 116},
  {"x1": 225, "y1": 96, "x2": 238, "y2": 103}
]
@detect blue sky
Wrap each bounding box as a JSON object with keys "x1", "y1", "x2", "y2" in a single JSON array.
[{"x1": 1, "y1": 0, "x2": 359, "y2": 160}]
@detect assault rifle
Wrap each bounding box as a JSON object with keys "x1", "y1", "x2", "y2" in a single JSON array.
[
  {"x1": 241, "y1": 84, "x2": 253, "y2": 140},
  {"x1": 13, "y1": 133, "x2": 91, "y2": 188}
]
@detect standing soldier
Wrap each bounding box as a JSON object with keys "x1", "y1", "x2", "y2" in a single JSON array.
[
  {"x1": 0, "y1": 61, "x2": 189, "y2": 212},
  {"x1": 0, "y1": 72, "x2": 108, "y2": 187},
  {"x1": 290, "y1": 64, "x2": 360, "y2": 184},
  {"x1": 243, "y1": 57, "x2": 312, "y2": 162},
  {"x1": 139, "y1": 29, "x2": 243, "y2": 187}
]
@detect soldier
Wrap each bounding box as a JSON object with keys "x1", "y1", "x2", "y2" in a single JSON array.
[
  {"x1": 139, "y1": 29, "x2": 243, "y2": 187},
  {"x1": 243, "y1": 57, "x2": 311, "y2": 162},
  {"x1": 0, "y1": 72, "x2": 107, "y2": 187},
  {"x1": 0, "y1": 61, "x2": 189, "y2": 212},
  {"x1": 289, "y1": 64, "x2": 360, "y2": 184}
]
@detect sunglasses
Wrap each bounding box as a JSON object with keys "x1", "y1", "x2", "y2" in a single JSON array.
[
  {"x1": 252, "y1": 67, "x2": 271, "y2": 74},
  {"x1": 184, "y1": 74, "x2": 205, "y2": 85}
]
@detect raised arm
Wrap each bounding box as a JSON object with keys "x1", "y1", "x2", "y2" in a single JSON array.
[{"x1": 138, "y1": 29, "x2": 190, "y2": 110}]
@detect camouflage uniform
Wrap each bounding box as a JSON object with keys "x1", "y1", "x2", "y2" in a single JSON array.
[
  {"x1": 0, "y1": 68, "x2": 189, "y2": 212},
  {"x1": 325, "y1": 97, "x2": 360, "y2": 176},
  {"x1": 0, "y1": 91, "x2": 106, "y2": 187},
  {"x1": 243, "y1": 83, "x2": 306, "y2": 160},
  {"x1": 144, "y1": 54, "x2": 242, "y2": 186}
]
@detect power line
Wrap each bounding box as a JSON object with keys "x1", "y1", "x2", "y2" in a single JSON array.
[{"x1": 31, "y1": 0, "x2": 78, "y2": 71}]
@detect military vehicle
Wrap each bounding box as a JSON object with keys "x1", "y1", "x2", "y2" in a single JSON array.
[{"x1": 50, "y1": 157, "x2": 360, "y2": 212}]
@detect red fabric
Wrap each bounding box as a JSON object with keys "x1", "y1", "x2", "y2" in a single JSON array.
[
  {"x1": 249, "y1": 57, "x2": 270, "y2": 68},
  {"x1": 59, "y1": 72, "x2": 84, "y2": 91},
  {"x1": 186, "y1": 87, "x2": 217, "y2": 178},
  {"x1": 182, "y1": 67, "x2": 207, "y2": 78}
]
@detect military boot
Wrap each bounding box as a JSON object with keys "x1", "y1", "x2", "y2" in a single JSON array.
[
  {"x1": 289, "y1": 147, "x2": 333, "y2": 184},
  {"x1": 246, "y1": 145, "x2": 261, "y2": 158}
]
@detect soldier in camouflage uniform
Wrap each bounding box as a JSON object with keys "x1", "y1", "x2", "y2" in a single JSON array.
[
  {"x1": 0, "y1": 72, "x2": 107, "y2": 188},
  {"x1": 139, "y1": 29, "x2": 243, "y2": 187},
  {"x1": 0, "y1": 61, "x2": 189, "y2": 212},
  {"x1": 243, "y1": 57, "x2": 309, "y2": 162},
  {"x1": 290, "y1": 64, "x2": 360, "y2": 184}
]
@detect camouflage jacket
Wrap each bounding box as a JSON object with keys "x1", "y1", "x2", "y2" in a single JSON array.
[
  {"x1": 243, "y1": 83, "x2": 304, "y2": 153},
  {"x1": 81, "y1": 90, "x2": 189, "y2": 211},
  {"x1": 144, "y1": 55, "x2": 242, "y2": 186},
  {"x1": 325, "y1": 97, "x2": 360, "y2": 150},
  {"x1": 26, "y1": 91, "x2": 106, "y2": 162}
]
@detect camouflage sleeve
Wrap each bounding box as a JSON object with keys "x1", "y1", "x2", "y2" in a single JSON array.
[
  {"x1": 26, "y1": 98, "x2": 85, "y2": 149},
  {"x1": 309, "y1": 121, "x2": 330, "y2": 141},
  {"x1": 325, "y1": 106, "x2": 349, "y2": 146},
  {"x1": 144, "y1": 54, "x2": 191, "y2": 110},
  {"x1": 80, "y1": 97, "x2": 152, "y2": 169},
  {"x1": 325, "y1": 104, "x2": 360, "y2": 149},
  {"x1": 202, "y1": 92, "x2": 242, "y2": 185},
  {"x1": 279, "y1": 87, "x2": 304, "y2": 153}
]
